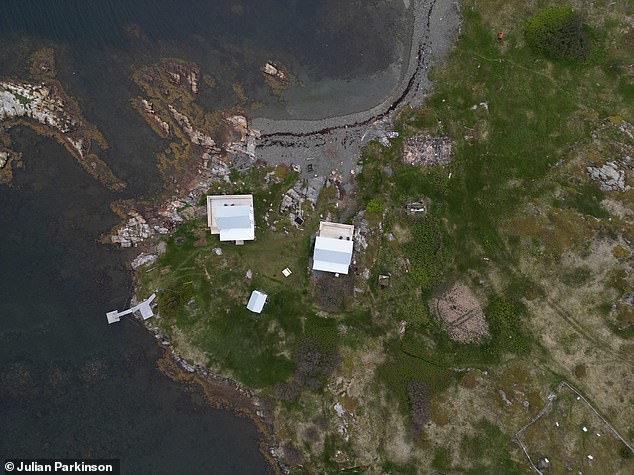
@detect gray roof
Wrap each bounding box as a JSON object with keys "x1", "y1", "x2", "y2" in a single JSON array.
[
  {"x1": 215, "y1": 205, "x2": 252, "y2": 230},
  {"x1": 314, "y1": 248, "x2": 351, "y2": 265}
]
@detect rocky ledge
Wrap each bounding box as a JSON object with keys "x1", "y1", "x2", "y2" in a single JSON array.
[{"x1": 0, "y1": 49, "x2": 125, "y2": 191}]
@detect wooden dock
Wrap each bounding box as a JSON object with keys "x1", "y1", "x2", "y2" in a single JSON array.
[{"x1": 107, "y1": 293, "x2": 156, "y2": 324}]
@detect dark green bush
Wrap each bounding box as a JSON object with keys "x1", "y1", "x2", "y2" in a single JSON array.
[{"x1": 524, "y1": 6, "x2": 589, "y2": 60}]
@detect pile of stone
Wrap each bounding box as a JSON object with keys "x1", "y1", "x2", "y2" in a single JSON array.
[
  {"x1": 353, "y1": 213, "x2": 370, "y2": 252},
  {"x1": 587, "y1": 158, "x2": 630, "y2": 192},
  {"x1": 403, "y1": 135, "x2": 452, "y2": 166},
  {"x1": 111, "y1": 211, "x2": 156, "y2": 248},
  {"x1": 280, "y1": 176, "x2": 325, "y2": 226}
]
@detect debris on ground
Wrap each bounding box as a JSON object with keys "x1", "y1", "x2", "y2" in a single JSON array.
[
  {"x1": 403, "y1": 135, "x2": 452, "y2": 166},
  {"x1": 280, "y1": 177, "x2": 326, "y2": 226},
  {"x1": 405, "y1": 198, "x2": 430, "y2": 215}
]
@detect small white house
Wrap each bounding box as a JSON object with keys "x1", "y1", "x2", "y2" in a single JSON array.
[
  {"x1": 247, "y1": 290, "x2": 267, "y2": 313},
  {"x1": 207, "y1": 194, "x2": 255, "y2": 244},
  {"x1": 312, "y1": 221, "x2": 354, "y2": 274}
]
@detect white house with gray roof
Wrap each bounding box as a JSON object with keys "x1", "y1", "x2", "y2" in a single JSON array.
[
  {"x1": 207, "y1": 194, "x2": 255, "y2": 244},
  {"x1": 312, "y1": 221, "x2": 354, "y2": 274}
]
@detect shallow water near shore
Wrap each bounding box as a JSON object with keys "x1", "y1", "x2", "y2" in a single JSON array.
[{"x1": 0, "y1": 0, "x2": 411, "y2": 471}]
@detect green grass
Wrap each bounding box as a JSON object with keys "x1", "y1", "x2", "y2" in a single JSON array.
[
  {"x1": 460, "y1": 419, "x2": 521, "y2": 474},
  {"x1": 357, "y1": 1, "x2": 632, "y2": 427},
  {"x1": 12, "y1": 91, "x2": 33, "y2": 106},
  {"x1": 140, "y1": 167, "x2": 385, "y2": 391}
]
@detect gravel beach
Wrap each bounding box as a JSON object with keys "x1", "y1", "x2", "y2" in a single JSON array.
[{"x1": 252, "y1": 0, "x2": 461, "y2": 182}]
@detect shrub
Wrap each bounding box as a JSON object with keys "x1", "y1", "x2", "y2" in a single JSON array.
[
  {"x1": 366, "y1": 198, "x2": 383, "y2": 213},
  {"x1": 524, "y1": 7, "x2": 589, "y2": 60}
]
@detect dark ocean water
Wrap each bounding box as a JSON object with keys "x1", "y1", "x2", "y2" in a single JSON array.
[{"x1": 0, "y1": 1, "x2": 405, "y2": 472}]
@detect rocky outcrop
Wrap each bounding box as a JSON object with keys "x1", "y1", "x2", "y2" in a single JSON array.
[
  {"x1": 110, "y1": 112, "x2": 261, "y2": 247},
  {"x1": 587, "y1": 159, "x2": 630, "y2": 192},
  {"x1": 0, "y1": 77, "x2": 124, "y2": 191},
  {"x1": 0, "y1": 80, "x2": 75, "y2": 132},
  {"x1": 168, "y1": 105, "x2": 216, "y2": 148},
  {"x1": 131, "y1": 253, "x2": 158, "y2": 270},
  {"x1": 164, "y1": 61, "x2": 200, "y2": 95},
  {"x1": 261, "y1": 62, "x2": 290, "y2": 85},
  {"x1": 111, "y1": 211, "x2": 157, "y2": 248},
  {"x1": 139, "y1": 98, "x2": 170, "y2": 137}
]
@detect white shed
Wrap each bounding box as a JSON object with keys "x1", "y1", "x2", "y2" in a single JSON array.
[{"x1": 246, "y1": 290, "x2": 267, "y2": 313}]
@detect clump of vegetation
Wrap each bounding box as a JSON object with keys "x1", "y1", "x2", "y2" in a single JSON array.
[
  {"x1": 158, "y1": 281, "x2": 194, "y2": 318},
  {"x1": 485, "y1": 296, "x2": 531, "y2": 357},
  {"x1": 403, "y1": 215, "x2": 453, "y2": 294},
  {"x1": 293, "y1": 337, "x2": 340, "y2": 389},
  {"x1": 366, "y1": 198, "x2": 383, "y2": 214},
  {"x1": 524, "y1": 6, "x2": 589, "y2": 60}
]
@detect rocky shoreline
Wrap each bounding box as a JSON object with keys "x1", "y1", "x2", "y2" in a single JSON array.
[
  {"x1": 0, "y1": 47, "x2": 125, "y2": 190},
  {"x1": 143, "y1": 319, "x2": 284, "y2": 474}
]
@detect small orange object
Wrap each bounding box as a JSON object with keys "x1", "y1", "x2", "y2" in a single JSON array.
[{"x1": 497, "y1": 31, "x2": 505, "y2": 41}]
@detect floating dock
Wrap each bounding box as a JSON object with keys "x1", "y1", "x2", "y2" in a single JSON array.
[{"x1": 107, "y1": 293, "x2": 156, "y2": 324}]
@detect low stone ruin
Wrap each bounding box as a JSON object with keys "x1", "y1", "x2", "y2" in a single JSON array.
[
  {"x1": 403, "y1": 135, "x2": 452, "y2": 166},
  {"x1": 405, "y1": 198, "x2": 430, "y2": 216}
]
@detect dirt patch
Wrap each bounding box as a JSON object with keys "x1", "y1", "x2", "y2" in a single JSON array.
[
  {"x1": 312, "y1": 271, "x2": 354, "y2": 312},
  {"x1": 430, "y1": 283, "x2": 489, "y2": 343}
]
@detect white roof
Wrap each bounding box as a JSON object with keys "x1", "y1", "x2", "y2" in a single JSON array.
[
  {"x1": 312, "y1": 236, "x2": 353, "y2": 274},
  {"x1": 246, "y1": 290, "x2": 267, "y2": 313},
  {"x1": 215, "y1": 205, "x2": 255, "y2": 241},
  {"x1": 207, "y1": 195, "x2": 255, "y2": 241}
]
